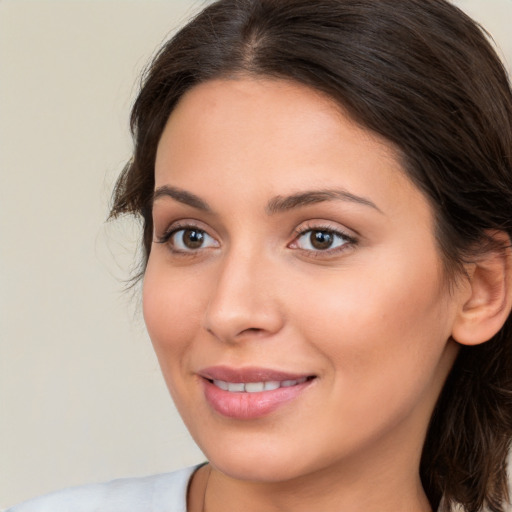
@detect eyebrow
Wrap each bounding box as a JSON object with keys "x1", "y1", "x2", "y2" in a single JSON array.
[
  {"x1": 152, "y1": 185, "x2": 211, "y2": 211},
  {"x1": 265, "y1": 189, "x2": 382, "y2": 214},
  {"x1": 152, "y1": 185, "x2": 381, "y2": 215}
]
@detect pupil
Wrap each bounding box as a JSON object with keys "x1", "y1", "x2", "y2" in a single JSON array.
[
  {"x1": 184, "y1": 229, "x2": 204, "y2": 249},
  {"x1": 311, "y1": 230, "x2": 333, "y2": 250}
]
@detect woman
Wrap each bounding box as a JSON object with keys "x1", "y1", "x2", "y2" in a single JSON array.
[{"x1": 9, "y1": 0, "x2": 512, "y2": 511}]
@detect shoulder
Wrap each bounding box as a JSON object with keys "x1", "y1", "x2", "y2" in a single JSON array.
[{"x1": 5, "y1": 465, "x2": 200, "y2": 512}]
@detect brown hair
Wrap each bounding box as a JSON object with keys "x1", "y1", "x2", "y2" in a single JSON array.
[{"x1": 110, "y1": 1, "x2": 512, "y2": 510}]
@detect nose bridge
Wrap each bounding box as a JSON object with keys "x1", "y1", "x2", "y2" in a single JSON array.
[{"x1": 203, "y1": 241, "x2": 283, "y2": 342}]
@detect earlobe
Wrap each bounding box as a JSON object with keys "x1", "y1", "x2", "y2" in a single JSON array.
[{"x1": 451, "y1": 233, "x2": 512, "y2": 346}]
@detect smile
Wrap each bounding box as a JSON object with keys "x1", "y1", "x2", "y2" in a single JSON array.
[
  {"x1": 211, "y1": 377, "x2": 309, "y2": 393},
  {"x1": 200, "y1": 368, "x2": 316, "y2": 419}
]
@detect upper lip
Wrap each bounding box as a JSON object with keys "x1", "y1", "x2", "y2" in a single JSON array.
[{"x1": 199, "y1": 366, "x2": 315, "y2": 383}]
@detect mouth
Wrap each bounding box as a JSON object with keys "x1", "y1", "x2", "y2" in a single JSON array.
[
  {"x1": 208, "y1": 376, "x2": 312, "y2": 393},
  {"x1": 199, "y1": 366, "x2": 317, "y2": 419}
]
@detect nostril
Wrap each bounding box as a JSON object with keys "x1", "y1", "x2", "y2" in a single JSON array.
[{"x1": 241, "y1": 327, "x2": 263, "y2": 334}]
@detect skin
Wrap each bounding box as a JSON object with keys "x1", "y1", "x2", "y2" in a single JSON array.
[{"x1": 143, "y1": 78, "x2": 470, "y2": 512}]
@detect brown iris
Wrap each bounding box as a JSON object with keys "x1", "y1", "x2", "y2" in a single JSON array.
[
  {"x1": 181, "y1": 229, "x2": 205, "y2": 249},
  {"x1": 310, "y1": 230, "x2": 334, "y2": 250}
]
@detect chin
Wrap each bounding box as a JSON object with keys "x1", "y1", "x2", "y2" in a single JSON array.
[
  {"x1": 210, "y1": 453, "x2": 304, "y2": 483},
  {"x1": 195, "y1": 429, "x2": 332, "y2": 484}
]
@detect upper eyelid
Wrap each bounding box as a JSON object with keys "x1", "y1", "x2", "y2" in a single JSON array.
[
  {"x1": 155, "y1": 219, "x2": 214, "y2": 239},
  {"x1": 295, "y1": 226, "x2": 351, "y2": 238},
  {"x1": 154, "y1": 218, "x2": 358, "y2": 245},
  {"x1": 292, "y1": 220, "x2": 358, "y2": 238}
]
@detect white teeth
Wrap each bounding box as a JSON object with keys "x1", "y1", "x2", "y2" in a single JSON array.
[
  {"x1": 213, "y1": 380, "x2": 229, "y2": 391},
  {"x1": 264, "y1": 381, "x2": 280, "y2": 391},
  {"x1": 227, "y1": 382, "x2": 245, "y2": 392},
  {"x1": 212, "y1": 378, "x2": 310, "y2": 392},
  {"x1": 245, "y1": 382, "x2": 265, "y2": 393}
]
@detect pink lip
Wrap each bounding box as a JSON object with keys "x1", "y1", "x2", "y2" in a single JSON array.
[
  {"x1": 199, "y1": 366, "x2": 315, "y2": 420},
  {"x1": 200, "y1": 365, "x2": 312, "y2": 383}
]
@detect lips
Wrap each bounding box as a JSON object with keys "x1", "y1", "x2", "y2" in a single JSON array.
[{"x1": 199, "y1": 366, "x2": 316, "y2": 419}]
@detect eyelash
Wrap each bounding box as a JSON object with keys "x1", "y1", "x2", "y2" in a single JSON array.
[
  {"x1": 155, "y1": 223, "x2": 182, "y2": 245},
  {"x1": 290, "y1": 224, "x2": 358, "y2": 256},
  {"x1": 155, "y1": 223, "x2": 217, "y2": 254},
  {"x1": 155, "y1": 222, "x2": 358, "y2": 257}
]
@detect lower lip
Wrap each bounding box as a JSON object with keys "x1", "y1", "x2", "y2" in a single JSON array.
[{"x1": 202, "y1": 379, "x2": 313, "y2": 420}]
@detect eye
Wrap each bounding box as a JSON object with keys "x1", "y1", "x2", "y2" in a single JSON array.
[
  {"x1": 158, "y1": 226, "x2": 219, "y2": 252},
  {"x1": 291, "y1": 228, "x2": 354, "y2": 253}
]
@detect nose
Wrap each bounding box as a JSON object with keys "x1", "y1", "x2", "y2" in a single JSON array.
[{"x1": 203, "y1": 248, "x2": 285, "y2": 343}]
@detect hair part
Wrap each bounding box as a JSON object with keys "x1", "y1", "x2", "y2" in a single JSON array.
[{"x1": 110, "y1": 1, "x2": 512, "y2": 510}]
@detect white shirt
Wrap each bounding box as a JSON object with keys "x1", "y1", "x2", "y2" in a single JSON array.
[{"x1": 6, "y1": 465, "x2": 199, "y2": 512}]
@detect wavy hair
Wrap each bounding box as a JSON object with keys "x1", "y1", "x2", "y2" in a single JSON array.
[{"x1": 110, "y1": 1, "x2": 512, "y2": 510}]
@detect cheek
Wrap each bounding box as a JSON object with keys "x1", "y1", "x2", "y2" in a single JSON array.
[
  {"x1": 292, "y1": 248, "x2": 454, "y2": 400},
  {"x1": 142, "y1": 258, "x2": 204, "y2": 364}
]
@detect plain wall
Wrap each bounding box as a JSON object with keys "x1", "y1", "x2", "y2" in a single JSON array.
[{"x1": 1, "y1": 0, "x2": 511, "y2": 509}]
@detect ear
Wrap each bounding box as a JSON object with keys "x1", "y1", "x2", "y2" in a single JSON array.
[{"x1": 451, "y1": 232, "x2": 512, "y2": 346}]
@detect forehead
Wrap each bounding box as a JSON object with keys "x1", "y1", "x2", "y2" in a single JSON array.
[
  {"x1": 155, "y1": 77, "x2": 403, "y2": 187},
  {"x1": 160, "y1": 77, "x2": 389, "y2": 148},
  {"x1": 153, "y1": 77, "x2": 432, "y2": 234}
]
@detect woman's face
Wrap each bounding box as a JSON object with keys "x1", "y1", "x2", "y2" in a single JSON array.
[{"x1": 144, "y1": 78, "x2": 463, "y2": 483}]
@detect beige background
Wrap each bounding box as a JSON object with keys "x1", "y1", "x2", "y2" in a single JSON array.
[{"x1": 1, "y1": 0, "x2": 511, "y2": 509}]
